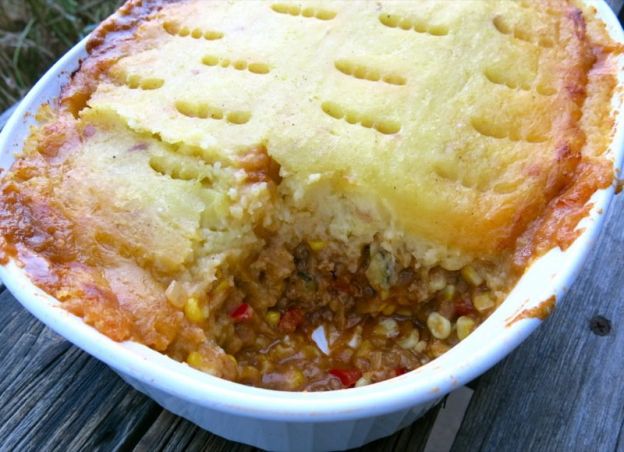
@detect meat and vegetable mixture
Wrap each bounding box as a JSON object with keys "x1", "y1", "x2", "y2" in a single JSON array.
[
  {"x1": 0, "y1": 0, "x2": 619, "y2": 391},
  {"x1": 211, "y1": 243, "x2": 500, "y2": 390}
]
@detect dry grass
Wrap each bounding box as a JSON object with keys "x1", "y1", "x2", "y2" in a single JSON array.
[{"x1": 0, "y1": 0, "x2": 123, "y2": 111}]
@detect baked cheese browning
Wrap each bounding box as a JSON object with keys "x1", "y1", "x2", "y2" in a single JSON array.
[{"x1": 0, "y1": 0, "x2": 620, "y2": 391}]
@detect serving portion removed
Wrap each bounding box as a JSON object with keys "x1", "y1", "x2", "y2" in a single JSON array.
[{"x1": 0, "y1": 0, "x2": 620, "y2": 392}]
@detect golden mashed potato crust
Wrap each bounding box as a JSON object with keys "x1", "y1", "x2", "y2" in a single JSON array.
[
  {"x1": 65, "y1": 0, "x2": 618, "y2": 256},
  {"x1": 0, "y1": 0, "x2": 620, "y2": 389}
]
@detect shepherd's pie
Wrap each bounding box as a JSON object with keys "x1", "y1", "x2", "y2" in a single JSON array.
[{"x1": 0, "y1": 0, "x2": 620, "y2": 390}]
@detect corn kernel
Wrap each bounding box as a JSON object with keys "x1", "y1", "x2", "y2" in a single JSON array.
[
  {"x1": 355, "y1": 376, "x2": 371, "y2": 387},
  {"x1": 266, "y1": 310, "x2": 281, "y2": 327},
  {"x1": 226, "y1": 354, "x2": 238, "y2": 367},
  {"x1": 215, "y1": 279, "x2": 230, "y2": 293},
  {"x1": 461, "y1": 265, "x2": 483, "y2": 286},
  {"x1": 184, "y1": 297, "x2": 205, "y2": 323},
  {"x1": 382, "y1": 304, "x2": 396, "y2": 316},
  {"x1": 473, "y1": 292, "x2": 495, "y2": 312},
  {"x1": 456, "y1": 316, "x2": 476, "y2": 340},
  {"x1": 355, "y1": 340, "x2": 372, "y2": 358},
  {"x1": 308, "y1": 240, "x2": 326, "y2": 251},
  {"x1": 429, "y1": 269, "x2": 447, "y2": 292},
  {"x1": 427, "y1": 312, "x2": 451, "y2": 339},
  {"x1": 398, "y1": 329, "x2": 420, "y2": 349},
  {"x1": 240, "y1": 365, "x2": 260, "y2": 381},
  {"x1": 210, "y1": 280, "x2": 230, "y2": 307},
  {"x1": 187, "y1": 351, "x2": 202, "y2": 368},
  {"x1": 374, "y1": 318, "x2": 400, "y2": 338},
  {"x1": 260, "y1": 358, "x2": 272, "y2": 373},
  {"x1": 287, "y1": 369, "x2": 305, "y2": 389},
  {"x1": 429, "y1": 340, "x2": 450, "y2": 357},
  {"x1": 439, "y1": 284, "x2": 456, "y2": 302}
]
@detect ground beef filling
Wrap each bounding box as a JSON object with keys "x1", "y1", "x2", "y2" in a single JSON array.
[{"x1": 200, "y1": 241, "x2": 498, "y2": 391}]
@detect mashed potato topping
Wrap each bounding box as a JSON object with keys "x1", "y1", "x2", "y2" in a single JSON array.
[{"x1": 0, "y1": 0, "x2": 619, "y2": 390}]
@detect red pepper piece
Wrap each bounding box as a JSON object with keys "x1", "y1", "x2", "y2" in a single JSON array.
[
  {"x1": 278, "y1": 308, "x2": 305, "y2": 333},
  {"x1": 333, "y1": 278, "x2": 352, "y2": 294},
  {"x1": 329, "y1": 368, "x2": 362, "y2": 388},
  {"x1": 394, "y1": 367, "x2": 408, "y2": 376},
  {"x1": 230, "y1": 303, "x2": 253, "y2": 322},
  {"x1": 454, "y1": 297, "x2": 475, "y2": 317}
]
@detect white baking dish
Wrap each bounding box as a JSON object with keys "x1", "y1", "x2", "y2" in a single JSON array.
[{"x1": 0, "y1": 2, "x2": 622, "y2": 450}]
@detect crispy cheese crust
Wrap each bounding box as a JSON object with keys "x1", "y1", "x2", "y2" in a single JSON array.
[{"x1": 0, "y1": 0, "x2": 620, "y2": 390}]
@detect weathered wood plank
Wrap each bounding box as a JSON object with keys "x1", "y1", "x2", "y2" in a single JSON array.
[
  {"x1": 0, "y1": 291, "x2": 162, "y2": 452},
  {"x1": 606, "y1": 0, "x2": 624, "y2": 13},
  {"x1": 452, "y1": 192, "x2": 624, "y2": 452},
  {"x1": 133, "y1": 410, "x2": 254, "y2": 452}
]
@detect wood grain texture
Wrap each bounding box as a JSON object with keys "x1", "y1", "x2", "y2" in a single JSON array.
[
  {"x1": 607, "y1": 0, "x2": 624, "y2": 12},
  {"x1": 607, "y1": 0, "x2": 624, "y2": 13},
  {"x1": 452, "y1": 191, "x2": 624, "y2": 452},
  {"x1": 0, "y1": 289, "x2": 162, "y2": 451},
  {"x1": 133, "y1": 410, "x2": 254, "y2": 452}
]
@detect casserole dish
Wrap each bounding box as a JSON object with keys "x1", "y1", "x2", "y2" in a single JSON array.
[{"x1": 0, "y1": 0, "x2": 622, "y2": 450}]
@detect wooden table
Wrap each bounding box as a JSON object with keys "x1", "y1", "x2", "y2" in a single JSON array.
[{"x1": 1, "y1": 3, "x2": 624, "y2": 450}]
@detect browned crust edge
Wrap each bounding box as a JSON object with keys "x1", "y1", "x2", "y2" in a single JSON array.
[
  {"x1": 512, "y1": 5, "x2": 623, "y2": 270},
  {"x1": 61, "y1": 0, "x2": 175, "y2": 116}
]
